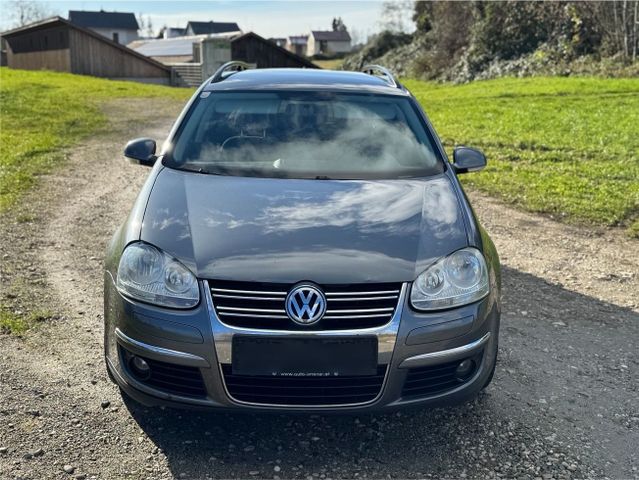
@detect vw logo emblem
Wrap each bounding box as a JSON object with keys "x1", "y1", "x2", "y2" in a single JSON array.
[{"x1": 285, "y1": 284, "x2": 327, "y2": 325}]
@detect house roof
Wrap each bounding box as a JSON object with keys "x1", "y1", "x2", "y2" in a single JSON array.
[
  {"x1": 187, "y1": 21, "x2": 241, "y2": 35},
  {"x1": 310, "y1": 30, "x2": 351, "y2": 42},
  {"x1": 288, "y1": 35, "x2": 308, "y2": 45},
  {"x1": 68, "y1": 10, "x2": 139, "y2": 30}
]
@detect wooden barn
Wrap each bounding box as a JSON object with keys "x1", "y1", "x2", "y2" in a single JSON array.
[
  {"x1": 231, "y1": 32, "x2": 318, "y2": 69},
  {"x1": 2, "y1": 17, "x2": 173, "y2": 84}
]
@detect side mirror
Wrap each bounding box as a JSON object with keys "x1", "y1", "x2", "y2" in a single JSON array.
[
  {"x1": 124, "y1": 138, "x2": 157, "y2": 166},
  {"x1": 452, "y1": 146, "x2": 486, "y2": 174}
]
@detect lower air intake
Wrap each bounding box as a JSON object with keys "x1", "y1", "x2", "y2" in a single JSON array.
[{"x1": 222, "y1": 365, "x2": 386, "y2": 406}]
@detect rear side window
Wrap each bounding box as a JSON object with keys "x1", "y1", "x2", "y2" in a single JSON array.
[{"x1": 166, "y1": 91, "x2": 444, "y2": 179}]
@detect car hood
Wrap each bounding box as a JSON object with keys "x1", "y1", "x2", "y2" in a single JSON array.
[{"x1": 140, "y1": 167, "x2": 469, "y2": 284}]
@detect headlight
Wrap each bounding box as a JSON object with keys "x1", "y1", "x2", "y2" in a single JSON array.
[
  {"x1": 411, "y1": 248, "x2": 489, "y2": 311},
  {"x1": 116, "y1": 242, "x2": 199, "y2": 308}
]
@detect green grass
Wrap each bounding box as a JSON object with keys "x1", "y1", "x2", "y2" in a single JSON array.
[
  {"x1": 0, "y1": 307, "x2": 55, "y2": 335},
  {"x1": 1, "y1": 70, "x2": 638, "y2": 235},
  {"x1": 404, "y1": 77, "x2": 639, "y2": 236},
  {"x1": 0, "y1": 68, "x2": 192, "y2": 211},
  {"x1": 314, "y1": 58, "x2": 345, "y2": 70}
]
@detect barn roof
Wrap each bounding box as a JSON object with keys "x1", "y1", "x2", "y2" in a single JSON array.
[
  {"x1": 187, "y1": 21, "x2": 241, "y2": 35},
  {"x1": 232, "y1": 32, "x2": 318, "y2": 69},
  {"x1": 310, "y1": 30, "x2": 351, "y2": 42},
  {"x1": 1, "y1": 17, "x2": 170, "y2": 72},
  {"x1": 68, "y1": 10, "x2": 139, "y2": 30}
]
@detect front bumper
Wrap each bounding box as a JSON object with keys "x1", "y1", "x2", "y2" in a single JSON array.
[{"x1": 105, "y1": 274, "x2": 500, "y2": 412}]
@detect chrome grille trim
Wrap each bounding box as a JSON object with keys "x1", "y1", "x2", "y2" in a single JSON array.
[
  {"x1": 323, "y1": 313, "x2": 393, "y2": 320},
  {"x1": 217, "y1": 312, "x2": 289, "y2": 319},
  {"x1": 217, "y1": 306, "x2": 286, "y2": 313},
  {"x1": 327, "y1": 307, "x2": 394, "y2": 314},
  {"x1": 210, "y1": 287, "x2": 287, "y2": 296},
  {"x1": 328, "y1": 295, "x2": 398, "y2": 302},
  {"x1": 325, "y1": 290, "x2": 400, "y2": 296},
  {"x1": 213, "y1": 294, "x2": 288, "y2": 301},
  {"x1": 208, "y1": 280, "x2": 402, "y2": 331}
]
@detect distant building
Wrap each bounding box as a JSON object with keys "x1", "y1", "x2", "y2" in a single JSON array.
[
  {"x1": 129, "y1": 31, "x2": 318, "y2": 87},
  {"x1": 307, "y1": 30, "x2": 351, "y2": 56},
  {"x1": 286, "y1": 35, "x2": 308, "y2": 56},
  {"x1": 68, "y1": 10, "x2": 139, "y2": 45},
  {"x1": 185, "y1": 21, "x2": 241, "y2": 36},
  {"x1": 158, "y1": 27, "x2": 186, "y2": 39},
  {"x1": 130, "y1": 32, "x2": 238, "y2": 64}
]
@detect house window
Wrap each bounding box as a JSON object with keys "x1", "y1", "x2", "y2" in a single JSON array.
[
  {"x1": 319, "y1": 40, "x2": 328, "y2": 53},
  {"x1": 112, "y1": 32, "x2": 119, "y2": 44}
]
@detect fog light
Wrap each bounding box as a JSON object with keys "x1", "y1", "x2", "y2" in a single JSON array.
[
  {"x1": 455, "y1": 359, "x2": 475, "y2": 381},
  {"x1": 129, "y1": 355, "x2": 151, "y2": 380}
]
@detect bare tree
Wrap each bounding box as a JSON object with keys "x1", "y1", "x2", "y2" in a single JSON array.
[
  {"x1": 7, "y1": 0, "x2": 55, "y2": 28},
  {"x1": 378, "y1": 0, "x2": 414, "y2": 33},
  {"x1": 145, "y1": 15, "x2": 154, "y2": 38},
  {"x1": 602, "y1": 1, "x2": 639, "y2": 60},
  {"x1": 138, "y1": 12, "x2": 146, "y2": 35},
  {"x1": 634, "y1": 0, "x2": 638, "y2": 60}
]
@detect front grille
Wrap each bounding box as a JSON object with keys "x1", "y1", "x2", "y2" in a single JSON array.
[
  {"x1": 209, "y1": 280, "x2": 402, "y2": 330},
  {"x1": 401, "y1": 354, "x2": 481, "y2": 399},
  {"x1": 120, "y1": 347, "x2": 207, "y2": 398},
  {"x1": 222, "y1": 365, "x2": 387, "y2": 406}
]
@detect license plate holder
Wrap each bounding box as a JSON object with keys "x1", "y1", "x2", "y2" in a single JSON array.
[{"x1": 231, "y1": 336, "x2": 378, "y2": 377}]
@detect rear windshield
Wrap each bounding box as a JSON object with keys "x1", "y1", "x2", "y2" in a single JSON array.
[{"x1": 166, "y1": 91, "x2": 444, "y2": 179}]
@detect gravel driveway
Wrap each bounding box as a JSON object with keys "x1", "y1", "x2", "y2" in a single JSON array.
[{"x1": 0, "y1": 99, "x2": 637, "y2": 480}]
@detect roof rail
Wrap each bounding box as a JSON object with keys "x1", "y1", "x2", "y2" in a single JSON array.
[
  {"x1": 210, "y1": 61, "x2": 252, "y2": 83},
  {"x1": 361, "y1": 64, "x2": 398, "y2": 88}
]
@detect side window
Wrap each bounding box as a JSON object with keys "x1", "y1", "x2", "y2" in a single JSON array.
[{"x1": 112, "y1": 32, "x2": 119, "y2": 44}]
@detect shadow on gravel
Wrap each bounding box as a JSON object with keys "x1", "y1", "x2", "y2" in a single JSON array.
[{"x1": 122, "y1": 267, "x2": 638, "y2": 479}]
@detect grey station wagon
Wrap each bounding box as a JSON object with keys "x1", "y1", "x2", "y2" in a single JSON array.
[{"x1": 104, "y1": 63, "x2": 501, "y2": 412}]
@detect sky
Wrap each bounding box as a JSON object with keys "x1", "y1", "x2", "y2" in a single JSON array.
[{"x1": 0, "y1": 0, "x2": 395, "y2": 42}]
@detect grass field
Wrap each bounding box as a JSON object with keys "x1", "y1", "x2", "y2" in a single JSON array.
[
  {"x1": 404, "y1": 77, "x2": 639, "y2": 236},
  {"x1": 314, "y1": 58, "x2": 345, "y2": 70},
  {"x1": 1, "y1": 69, "x2": 637, "y2": 236},
  {"x1": 0, "y1": 68, "x2": 191, "y2": 212}
]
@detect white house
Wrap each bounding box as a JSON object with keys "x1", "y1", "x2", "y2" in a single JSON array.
[
  {"x1": 68, "y1": 10, "x2": 139, "y2": 45},
  {"x1": 307, "y1": 30, "x2": 351, "y2": 56},
  {"x1": 286, "y1": 35, "x2": 308, "y2": 56}
]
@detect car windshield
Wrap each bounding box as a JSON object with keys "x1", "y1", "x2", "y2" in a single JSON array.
[{"x1": 166, "y1": 91, "x2": 444, "y2": 179}]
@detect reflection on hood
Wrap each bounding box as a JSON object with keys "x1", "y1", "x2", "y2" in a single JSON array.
[{"x1": 141, "y1": 169, "x2": 468, "y2": 283}]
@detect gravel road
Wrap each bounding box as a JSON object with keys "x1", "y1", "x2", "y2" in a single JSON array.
[{"x1": 1, "y1": 99, "x2": 637, "y2": 480}]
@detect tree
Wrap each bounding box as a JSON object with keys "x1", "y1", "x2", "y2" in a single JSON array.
[
  {"x1": 379, "y1": 0, "x2": 414, "y2": 33},
  {"x1": 137, "y1": 13, "x2": 155, "y2": 38},
  {"x1": 145, "y1": 15, "x2": 154, "y2": 37},
  {"x1": 6, "y1": 0, "x2": 54, "y2": 28},
  {"x1": 332, "y1": 17, "x2": 347, "y2": 32}
]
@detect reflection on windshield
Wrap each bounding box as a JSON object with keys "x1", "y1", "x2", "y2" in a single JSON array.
[{"x1": 168, "y1": 92, "x2": 443, "y2": 179}]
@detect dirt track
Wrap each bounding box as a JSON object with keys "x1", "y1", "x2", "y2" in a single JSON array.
[{"x1": 0, "y1": 99, "x2": 637, "y2": 480}]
